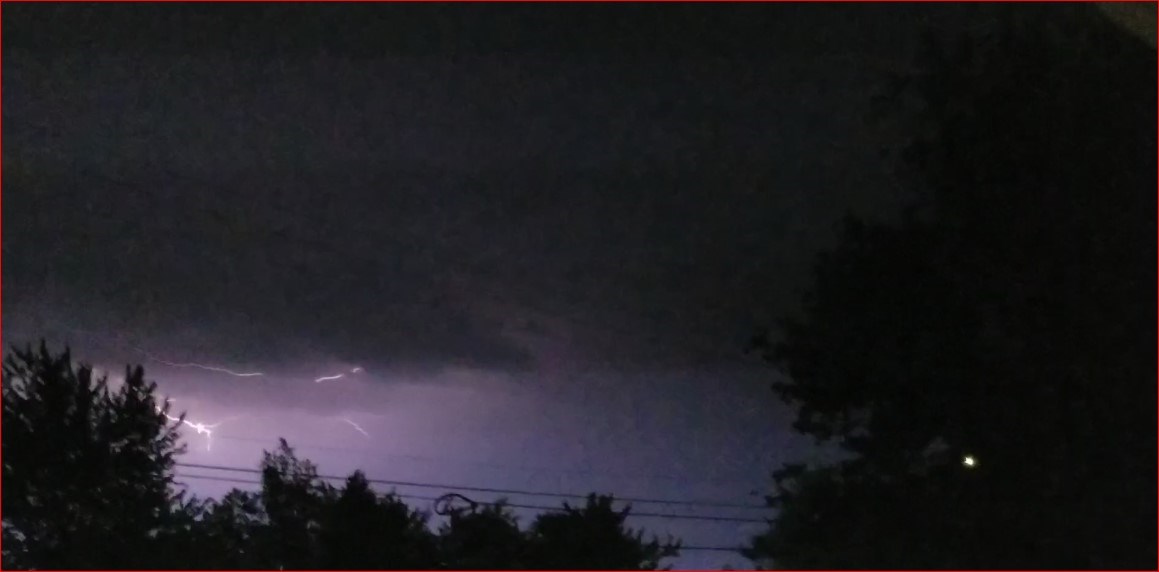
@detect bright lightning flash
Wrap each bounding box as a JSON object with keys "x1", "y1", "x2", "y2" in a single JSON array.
[
  {"x1": 314, "y1": 366, "x2": 366, "y2": 383},
  {"x1": 339, "y1": 418, "x2": 371, "y2": 438},
  {"x1": 156, "y1": 404, "x2": 230, "y2": 451}
]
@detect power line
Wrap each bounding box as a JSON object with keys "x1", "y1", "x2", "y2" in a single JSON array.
[
  {"x1": 175, "y1": 461, "x2": 768, "y2": 518},
  {"x1": 175, "y1": 473, "x2": 440, "y2": 503},
  {"x1": 174, "y1": 472, "x2": 749, "y2": 554},
  {"x1": 210, "y1": 432, "x2": 766, "y2": 493}
]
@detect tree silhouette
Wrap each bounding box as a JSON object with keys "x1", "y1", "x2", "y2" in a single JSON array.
[
  {"x1": 194, "y1": 490, "x2": 271, "y2": 568},
  {"x1": 257, "y1": 439, "x2": 336, "y2": 569},
  {"x1": 204, "y1": 458, "x2": 683, "y2": 570},
  {"x1": 526, "y1": 494, "x2": 681, "y2": 570},
  {"x1": 437, "y1": 500, "x2": 528, "y2": 569},
  {"x1": 319, "y1": 471, "x2": 439, "y2": 569},
  {"x1": 1, "y1": 342, "x2": 187, "y2": 569},
  {"x1": 749, "y1": 5, "x2": 1155, "y2": 569}
]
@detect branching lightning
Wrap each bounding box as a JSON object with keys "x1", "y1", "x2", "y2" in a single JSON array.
[
  {"x1": 156, "y1": 405, "x2": 235, "y2": 451},
  {"x1": 140, "y1": 349, "x2": 264, "y2": 378},
  {"x1": 58, "y1": 325, "x2": 264, "y2": 378}
]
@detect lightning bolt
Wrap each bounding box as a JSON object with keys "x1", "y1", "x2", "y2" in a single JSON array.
[
  {"x1": 141, "y1": 350, "x2": 264, "y2": 378},
  {"x1": 339, "y1": 418, "x2": 371, "y2": 438},
  {"x1": 56, "y1": 325, "x2": 264, "y2": 378},
  {"x1": 314, "y1": 366, "x2": 365, "y2": 383},
  {"x1": 156, "y1": 405, "x2": 234, "y2": 451}
]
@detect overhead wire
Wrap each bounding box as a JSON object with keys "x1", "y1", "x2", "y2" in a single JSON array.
[
  {"x1": 176, "y1": 461, "x2": 768, "y2": 513},
  {"x1": 208, "y1": 432, "x2": 764, "y2": 492},
  {"x1": 174, "y1": 472, "x2": 751, "y2": 554}
]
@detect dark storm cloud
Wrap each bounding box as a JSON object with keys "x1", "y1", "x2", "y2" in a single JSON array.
[
  {"x1": 2, "y1": 38, "x2": 926, "y2": 373},
  {"x1": 1, "y1": 168, "x2": 538, "y2": 372},
  {"x1": 2, "y1": 4, "x2": 991, "y2": 374},
  {"x1": 2, "y1": 3, "x2": 965, "y2": 59}
]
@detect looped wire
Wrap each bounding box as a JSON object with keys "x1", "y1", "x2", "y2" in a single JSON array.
[{"x1": 433, "y1": 492, "x2": 479, "y2": 516}]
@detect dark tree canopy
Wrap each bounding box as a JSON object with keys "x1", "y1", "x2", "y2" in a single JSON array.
[
  {"x1": 526, "y1": 494, "x2": 681, "y2": 570},
  {"x1": 1, "y1": 342, "x2": 187, "y2": 569},
  {"x1": 257, "y1": 439, "x2": 337, "y2": 569},
  {"x1": 319, "y1": 470, "x2": 440, "y2": 569},
  {"x1": 193, "y1": 490, "x2": 270, "y2": 568},
  {"x1": 750, "y1": 5, "x2": 1155, "y2": 569},
  {"x1": 438, "y1": 501, "x2": 529, "y2": 569}
]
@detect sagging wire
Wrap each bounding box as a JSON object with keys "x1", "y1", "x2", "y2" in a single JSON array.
[{"x1": 433, "y1": 492, "x2": 480, "y2": 516}]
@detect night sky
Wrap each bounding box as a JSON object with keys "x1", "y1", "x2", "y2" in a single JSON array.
[{"x1": 3, "y1": 4, "x2": 992, "y2": 567}]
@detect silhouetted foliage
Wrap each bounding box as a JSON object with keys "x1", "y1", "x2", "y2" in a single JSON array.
[
  {"x1": 437, "y1": 501, "x2": 528, "y2": 569},
  {"x1": 257, "y1": 439, "x2": 336, "y2": 568},
  {"x1": 194, "y1": 490, "x2": 270, "y2": 568},
  {"x1": 749, "y1": 5, "x2": 1155, "y2": 569},
  {"x1": 526, "y1": 494, "x2": 681, "y2": 570},
  {"x1": 1, "y1": 343, "x2": 684, "y2": 569},
  {"x1": 319, "y1": 471, "x2": 440, "y2": 569},
  {"x1": 1, "y1": 341, "x2": 189, "y2": 569}
]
